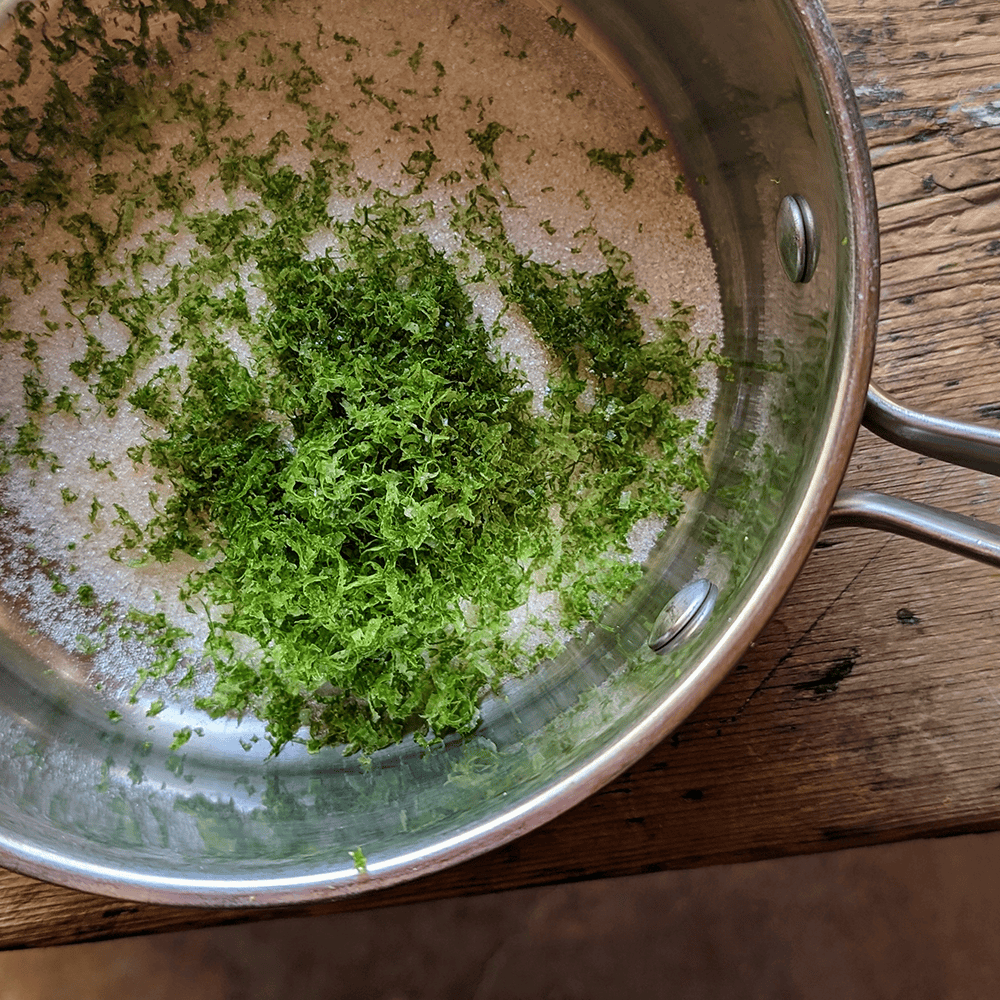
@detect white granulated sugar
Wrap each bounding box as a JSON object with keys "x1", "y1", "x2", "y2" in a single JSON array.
[{"x1": 0, "y1": 0, "x2": 722, "y2": 733}]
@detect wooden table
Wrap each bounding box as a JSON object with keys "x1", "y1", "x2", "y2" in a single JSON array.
[{"x1": 3, "y1": 0, "x2": 1000, "y2": 949}]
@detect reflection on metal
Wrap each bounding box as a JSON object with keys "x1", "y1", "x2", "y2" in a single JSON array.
[
  {"x1": 776, "y1": 194, "x2": 819, "y2": 283},
  {"x1": 648, "y1": 579, "x2": 718, "y2": 654}
]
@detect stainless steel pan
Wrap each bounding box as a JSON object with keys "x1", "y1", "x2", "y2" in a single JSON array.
[{"x1": 1, "y1": 0, "x2": 998, "y2": 905}]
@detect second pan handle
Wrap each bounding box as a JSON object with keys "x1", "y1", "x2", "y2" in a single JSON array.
[{"x1": 863, "y1": 382, "x2": 1000, "y2": 478}]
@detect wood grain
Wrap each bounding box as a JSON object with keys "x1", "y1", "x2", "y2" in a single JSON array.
[{"x1": 4, "y1": 0, "x2": 1000, "y2": 949}]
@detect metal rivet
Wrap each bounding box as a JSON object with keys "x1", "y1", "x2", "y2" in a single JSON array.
[
  {"x1": 776, "y1": 194, "x2": 818, "y2": 284},
  {"x1": 648, "y1": 579, "x2": 718, "y2": 654}
]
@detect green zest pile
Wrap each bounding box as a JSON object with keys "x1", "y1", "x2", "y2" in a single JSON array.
[{"x1": 0, "y1": 0, "x2": 720, "y2": 754}]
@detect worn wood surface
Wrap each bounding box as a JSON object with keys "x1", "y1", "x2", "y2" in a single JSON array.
[{"x1": 3, "y1": 0, "x2": 1000, "y2": 950}]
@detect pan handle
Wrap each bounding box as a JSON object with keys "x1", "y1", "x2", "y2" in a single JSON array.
[
  {"x1": 863, "y1": 382, "x2": 1000, "y2": 477},
  {"x1": 824, "y1": 382, "x2": 1000, "y2": 567}
]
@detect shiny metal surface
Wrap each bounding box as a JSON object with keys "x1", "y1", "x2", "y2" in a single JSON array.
[
  {"x1": 776, "y1": 194, "x2": 820, "y2": 284},
  {"x1": 0, "y1": 0, "x2": 879, "y2": 904},
  {"x1": 648, "y1": 580, "x2": 718, "y2": 654},
  {"x1": 828, "y1": 490, "x2": 1000, "y2": 566},
  {"x1": 820, "y1": 384, "x2": 1000, "y2": 560},
  {"x1": 865, "y1": 383, "x2": 1000, "y2": 477}
]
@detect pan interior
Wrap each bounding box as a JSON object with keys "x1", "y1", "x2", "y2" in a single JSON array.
[{"x1": 0, "y1": 0, "x2": 871, "y2": 901}]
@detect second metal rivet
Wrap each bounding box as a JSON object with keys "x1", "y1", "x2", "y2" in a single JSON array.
[{"x1": 776, "y1": 194, "x2": 819, "y2": 284}]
